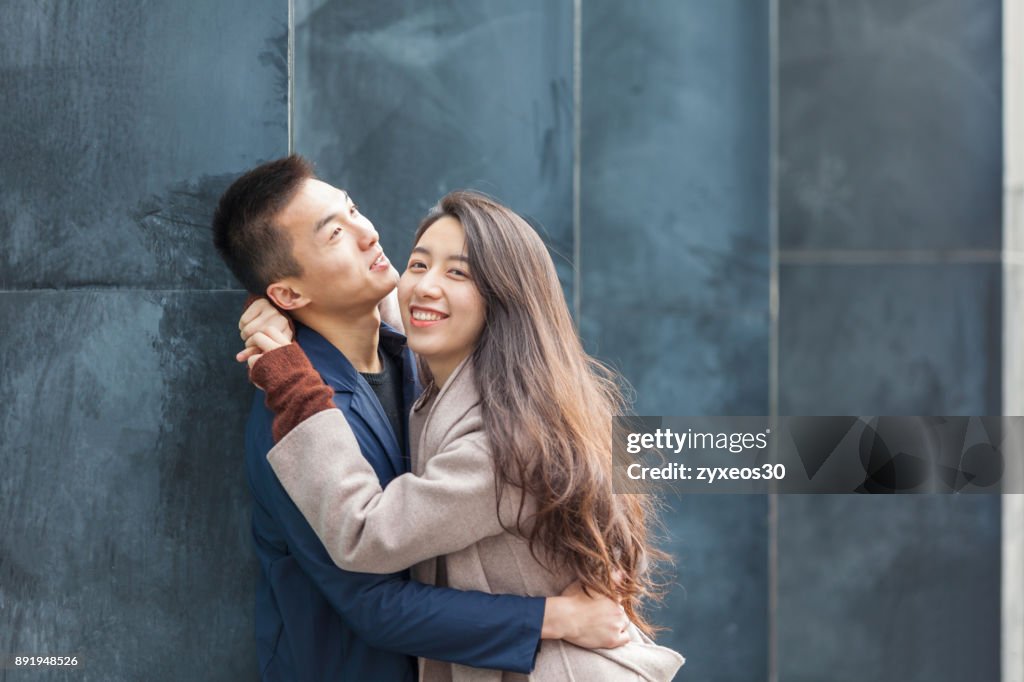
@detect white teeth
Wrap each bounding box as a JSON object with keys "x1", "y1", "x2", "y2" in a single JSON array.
[{"x1": 412, "y1": 310, "x2": 445, "y2": 321}]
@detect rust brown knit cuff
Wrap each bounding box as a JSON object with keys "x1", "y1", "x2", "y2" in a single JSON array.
[{"x1": 250, "y1": 343, "x2": 336, "y2": 442}]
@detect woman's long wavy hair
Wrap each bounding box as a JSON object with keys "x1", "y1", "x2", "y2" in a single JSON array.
[{"x1": 414, "y1": 190, "x2": 666, "y2": 634}]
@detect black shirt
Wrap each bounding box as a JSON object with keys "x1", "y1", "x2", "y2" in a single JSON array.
[{"x1": 359, "y1": 346, "x2": 406, "y2": 453}]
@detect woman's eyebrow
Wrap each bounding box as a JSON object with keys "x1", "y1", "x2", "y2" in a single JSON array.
[{"x1": 410, "y1": 246, "x2": 469, "y2": 262}]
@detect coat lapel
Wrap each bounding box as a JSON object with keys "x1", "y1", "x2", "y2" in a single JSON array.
[
  {"x1": 349, "y1": 387, "x2": 403, "y2": 479},
  {"x1": 412, "y1": 357, "x2": 479, "y2": 473},
  {"x1": 296, "y1": 322, "x2": 408, "y2": 479}
]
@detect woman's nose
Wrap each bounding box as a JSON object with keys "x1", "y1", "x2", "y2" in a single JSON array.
[{"x1": 414, "y1": 270, "x2": 442, "y2": 298}]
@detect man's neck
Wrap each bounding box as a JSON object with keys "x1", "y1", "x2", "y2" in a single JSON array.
[{"x1": 295, "y1": 306, "x2": 383, "y2": 373}]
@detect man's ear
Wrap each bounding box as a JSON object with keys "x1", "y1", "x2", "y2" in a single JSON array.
[{"x1": 265, "y1": 280, "x2": 310, "y2": 311}]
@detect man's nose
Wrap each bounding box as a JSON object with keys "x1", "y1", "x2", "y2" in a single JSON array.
[{"x1": 356, "y1": 223, "x2": 379, "y2": 251}]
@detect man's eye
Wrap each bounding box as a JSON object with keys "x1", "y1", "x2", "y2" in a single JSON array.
[
  {"x1": 408, "y1": 261, "x2": 426, "y2": 270},
  {"x1": 350, "y1": 204, "x2": 359, "y2": 215},
  {"x1": 331, "y1": 226, "x2": 343, "y2": 239}
]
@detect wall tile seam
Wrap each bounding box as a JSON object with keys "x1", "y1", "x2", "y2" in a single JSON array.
[
  {"x1": 287, "y1": 0, "x2": 294, "y2": 154},
  {"x1": 768, "y1": 0, "x2": 780, "y2": 680},
  {"x1": 1003, "y1": 0, "x2": 1024, "y2": 677},
  {"x1": 583, "y1": 306, "x2": 769, "y2": 320},
  {"x1": 571, "y1": 0, "x2": 582, "y2": 322},
  {"x1": 779, "y1": 250, "x2": 1005, "y2": 265},
  {"x1": 0, "y1": 288, "x2": 248, "y2": 294}
]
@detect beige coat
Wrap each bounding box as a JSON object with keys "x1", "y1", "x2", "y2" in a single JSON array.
[{"x1": 267, "y1": 359, "x2": 684, "y2": 681}]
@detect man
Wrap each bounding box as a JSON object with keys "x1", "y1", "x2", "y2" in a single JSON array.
[{"x1": 212, "y1": 155, "x2": 628, "y2": 681}]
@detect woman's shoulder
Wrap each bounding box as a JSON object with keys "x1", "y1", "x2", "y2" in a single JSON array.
[
  {"x1": 416, "y1": 360, "x2": 488, "y2": 451},
  {"x1": 421, "y1": 358, "x2": 480, "y2": 416}
]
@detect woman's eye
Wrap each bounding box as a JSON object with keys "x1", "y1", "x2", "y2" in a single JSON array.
[
  {"x1": 408, "y1": 261, "x2": 426, "y2": 270},
  {"x1": 449, "y1": 268, "x2": 468, "y2": 278},
  {"x1": 350, "y1": 204, "x2": 359, "y2": 215}
]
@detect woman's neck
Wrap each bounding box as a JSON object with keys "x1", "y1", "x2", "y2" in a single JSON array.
[{"x1": 425, "y1": 351, "x2": 471, "y2": 391}]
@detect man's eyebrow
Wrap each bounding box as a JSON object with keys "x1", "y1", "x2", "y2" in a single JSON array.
[
  {"x1": 410, "y1": 246, "x2": 469, "y2": 262},
  {"x1": 313, "y1": 213, "x2": 338, "y2": 233},
  {"x1": 313, "y1": 190, "x2": 352, "y2": 233}
]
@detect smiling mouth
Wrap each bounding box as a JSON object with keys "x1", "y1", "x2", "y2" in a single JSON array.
[
  {"x1": 409, "y1": 306, "x2": 449, "y2": 327},
  {"x1": 370, "y1": 252, "x2": 389, "y2": 270},
  {"x1": 411, "y1": 309, "x2": 448, "y2": 322}
]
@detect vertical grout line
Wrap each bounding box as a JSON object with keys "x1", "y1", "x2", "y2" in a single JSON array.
[
  {"x1": 572, "y1": 0, "x2": 582, "y2": 322},
  {"x1": 1002, "y1": 1, "x2": 1024, "y2": 679},
  {"x1": 767, "y1": 1, "x2": 780, "y2": 681},
  {"x1": 768, "y1": 0, "x2": 780, "y2": 445},
  {"x1": 287, "y1": 0, "x2": 295, "y2": 154}
]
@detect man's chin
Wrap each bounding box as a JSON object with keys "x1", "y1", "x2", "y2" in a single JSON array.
[{"x1": 364, "y1": 277, "x2": 399, "y2": 308}]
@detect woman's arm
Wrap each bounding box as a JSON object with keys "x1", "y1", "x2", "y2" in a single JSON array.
[
  {"x1": 239, "y1": 306, "x2": 633, "y2": 650},
  {"x1": 247, "y1": 340, "x2": 515, "y2": 574},
  {"x1": 266, "y1": 400, "x2": 514, "y2": 574}
]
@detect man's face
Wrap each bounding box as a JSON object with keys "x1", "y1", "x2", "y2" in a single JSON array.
[{"x1": 271, "y1": 178, "x2": 397, "y2": 313}]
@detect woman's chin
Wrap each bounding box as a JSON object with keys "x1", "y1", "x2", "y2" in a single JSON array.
[{"x1": 405, "y1": 337, "x2": 436, "y2": 358}]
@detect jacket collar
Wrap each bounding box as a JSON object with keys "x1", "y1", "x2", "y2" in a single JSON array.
[
  {"x1": 296, "y1": 321, "x2": 407, "y2": 394},
  {"x1": 296, "y1": 320, "x2": 416, "y2": 478}
]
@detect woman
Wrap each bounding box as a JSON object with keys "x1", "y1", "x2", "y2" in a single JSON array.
[{"x1": 246, "y1": 191, "x2": 683, "y2": 680}]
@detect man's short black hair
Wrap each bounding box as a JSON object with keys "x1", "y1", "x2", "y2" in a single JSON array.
[{"x1": 212, "y1": 154, "x2": 314, "y2": 294}]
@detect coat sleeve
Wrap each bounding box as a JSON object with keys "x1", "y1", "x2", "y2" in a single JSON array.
[
  {"x1": 248, "y1": 400, "x2": 545, "y2": 673},
  {"x1": 266, "y1": 408, "x2": 523, "y2": 574}
]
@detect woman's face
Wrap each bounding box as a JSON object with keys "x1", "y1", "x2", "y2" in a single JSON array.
[{"x1": 398, "y1": 216, "x2": 486, "y2": 384}]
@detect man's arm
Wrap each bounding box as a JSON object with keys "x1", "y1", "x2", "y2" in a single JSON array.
[{"x1": 248, "y1": 409, "x2": 626, "y2": 674}]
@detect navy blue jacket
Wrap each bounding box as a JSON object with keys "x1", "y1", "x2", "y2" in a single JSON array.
[{"x1": 247, "y1": 323, "x2": 545, "y2": 681}]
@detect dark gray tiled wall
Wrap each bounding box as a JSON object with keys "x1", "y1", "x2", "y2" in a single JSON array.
[
  {"x1": 777, "y1": 2, "x2": 1003, "y2": 680},
  {"x1": 580, "y1": 1, "x2": 771, "y2": 678},
  {"x1": 3, "y1": 0, "x2": 1006, "y2": 679},
  {"x1": 775, "y1": 263, "x2": 1002, "y2": 682},
  {"x1": 779, "y1": 0, "x2": 1002, "y2": 251},
  {"x1": 0, "y1": 292, "x2": 258, "y2": 681},
  {"x1": 1, "y1": 2, "x2": 287, "y2": 679},
  {"x1": 656, "y1": 495, "x2": 769, "y2": 682},
  {"x1": 0, "y1": 1, "x2": 287, "y2": 289},
  {"x1": 293, "y1": 0, "x2": 575, "y2": 295},
  {"x1": 778, "y1": 264, "x2": 1001, "y2": 416},
  {"x1": 776, "y1": 495, "x2": 1000, "y2": 682},
  {"x1": 771, "y1": 212, "x2": 1007, "y2": 682},
  {"x1": 586, "y1": 310, "x2": 769, "y2": 417}
]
